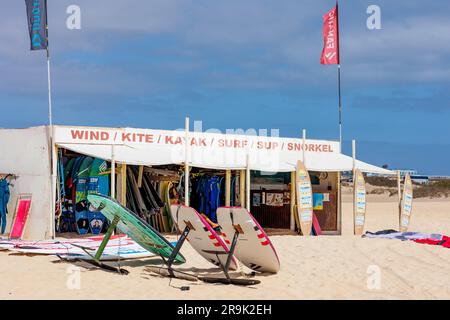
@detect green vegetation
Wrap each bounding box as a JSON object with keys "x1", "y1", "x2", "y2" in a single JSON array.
[
  {"x1": 365, "y1": 176, "x2": 398, "y2": 188},
  {"x1": 414, "y1": 180, "x2": 450, "y2": 198},
  {"x1": 365, "y1": 176, "x2": 450, "y2": 199}
]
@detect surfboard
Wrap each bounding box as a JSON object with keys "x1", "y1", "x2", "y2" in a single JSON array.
[
  {"x1": 66, "y1": 156, "x2": 86, "y2": 232},
  {"x1": 68, "y1": 156, "x2": 85, "y2": 201},
  {"x1": 296, "y1": 160, "x2": 313, "y2": 236},
  {"x1": 163, "y1": 182, "x2": 175, "y2": 231},
  {"x1": 87, "y1": 158, "x2": 109, "y2": 234},
  {"x1": 75, "y1": 157, "x2": 94, "y2": 235},
  {"x1": 87, "y1": 158, "x2": 110, "y2": 196},
  {"x1": 63, "y1": 158, "x2": 75, "y2": 196},
  {"x1": 353, "y1": 169, "x2": 366, "y2": 236},
  {"x1": 88, "y1": 194, "x2": 185, "y2": 263},
  {"x1": 400, "y1": 174, "x2": 413, "y2": 232},
  {"x1": 88, "y1": 212, "x2": 106, "y2": 235},
  {"x1": 170, "y1": 204, "x2": 238, "y2": 270},
  {"x1": 9, "y1": 195, "x2": 32, "y2": 240},
  {"x1": 216, "y1": 207, "x2": 280, "y2": 273},
  {"x1": 311, "y1": 212, "x2": 322, "y2": 236}
]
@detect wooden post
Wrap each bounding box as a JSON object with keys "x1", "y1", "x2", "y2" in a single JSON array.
[
  {"x1": 337, "y1": 171, "x2": 342, "y2": 235},
  {"x1": 50, "y1": 133, "x2": 57, "y2": 239},
  {"x1": 352, "y1": 140, "x2": 356, "y2": 173},
  {"x1": 184, "y1": 117, "x2": 190, "y2": 206},
  {"x1": 302, "y1": 129, "x2": 306, "y2": 164},
  {"x1": 110, "y1": 145, "x2": 116, "y2": 199},
  {"x1": 120, "y1": 164, "x2": 127, "y2": 206},
  {"x1": 290, "y1": 171, "x2": 296, "y2": 231},
  {"x1": 352, "y1": 139, "x2": 356, "y2": 235},
  {"x1": 397, "y1": 170, "x2": 402, "y2": 227},
  {"x1": 246, "y1": 155, "x2": 251, "y2": 211},
  {"x1": 225, "y1": 170, "x2": 231, "y2": 206},
  {"x1": 239, "y1": 170, "x2": 246, "y2": 207}
]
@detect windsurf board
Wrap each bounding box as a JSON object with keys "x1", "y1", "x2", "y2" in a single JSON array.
[{"x1": 88, "y1": 194, "x2": 185, "y2": 263}]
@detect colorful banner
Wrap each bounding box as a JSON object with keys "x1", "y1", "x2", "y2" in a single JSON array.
[
  {"x1": 320, "y1": 4, "x2": 339, "y2": 65},
  {"x1": 25, "y1": 0, "x2": 48, "y2": 51}
]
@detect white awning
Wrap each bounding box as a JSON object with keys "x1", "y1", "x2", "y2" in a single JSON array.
[{"x1": 57, "y1": 126, "x2": 394, "y2": 175}]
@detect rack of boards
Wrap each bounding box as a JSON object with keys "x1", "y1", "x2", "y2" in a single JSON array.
[
  {"x1": 56, "y1": 154, "x2": 111, "y2": 235},
  {"x1": 124, "y1": 166, "x2": 178, "y2": 233},
  {"x1": 55, "y1": 151, "x2": 182, "y2": 235}
]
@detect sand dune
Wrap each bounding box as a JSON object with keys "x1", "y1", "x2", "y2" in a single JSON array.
[{"x1": 0, "y1": 195, "x2": 449, "y2": 300}]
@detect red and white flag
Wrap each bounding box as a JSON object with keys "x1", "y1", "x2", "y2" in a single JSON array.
[{"x1": 320, "y1": 4, "x2": 340, "y2": 65}]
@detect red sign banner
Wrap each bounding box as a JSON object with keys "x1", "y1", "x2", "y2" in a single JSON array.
[{"x1": 320, "y1": 5, "x2": 340, "y2": 65}]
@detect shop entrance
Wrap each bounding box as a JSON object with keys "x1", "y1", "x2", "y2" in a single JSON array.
[{"x1": 249, "y1": 171, "x2": 339, "y2": 233}]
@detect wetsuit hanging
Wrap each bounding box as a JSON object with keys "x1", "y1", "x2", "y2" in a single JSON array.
[
  {"x1": 0, "y1": 178, "x2": 11, "y2": 234},
  {"x1": 198, "y1": 177, "x2": 208, "y2": 215}
]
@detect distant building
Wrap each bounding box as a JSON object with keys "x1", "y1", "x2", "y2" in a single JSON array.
[
  {"x1": 395, "y1": 169, "x2": 418, "y2": 178},
  {"x1": 411, "y1": 175, "x2": 429, "y2": 184}
]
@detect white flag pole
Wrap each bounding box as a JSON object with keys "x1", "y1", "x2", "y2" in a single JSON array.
[
  {"x1": 44, "y1": 0, "x2": 56, "y2": 238},
  {"x1": 44, "y1": 0, "x2": 53, "y2": 128}
]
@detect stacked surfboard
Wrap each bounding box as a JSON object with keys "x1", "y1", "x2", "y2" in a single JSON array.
[{"x1": 59, "y1": 156, "x2": 110, "y2": 235}]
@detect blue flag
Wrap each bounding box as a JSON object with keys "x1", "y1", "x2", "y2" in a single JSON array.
[{"x1": 25, "y1": 0, "x2": 48, "y2": 50}]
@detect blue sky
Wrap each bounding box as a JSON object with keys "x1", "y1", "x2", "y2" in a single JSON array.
[{"x1": 1, "y1": 0, "x2": 449, "y2": 174}]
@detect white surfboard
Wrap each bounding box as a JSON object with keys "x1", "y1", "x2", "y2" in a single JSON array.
[
  {"x1": 217, "y1": 207, "x2": 280, "y2": 273},
  {"x1": 170, "y1": 205, "x2": 238, "y2": 270},
  {"x1": 296, "y1": 160, "x2": 313, "y2": 236},
  {"x1": 400, "y1": 174, "x2": 413, "y2": 232},
  {"x1": 353, "y1": 169, "x2": 366, "y2": 236}
]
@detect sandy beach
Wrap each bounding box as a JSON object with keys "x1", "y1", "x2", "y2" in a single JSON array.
[{"x1": 0, "y1": 193, "x2": 449, "y2": 300}]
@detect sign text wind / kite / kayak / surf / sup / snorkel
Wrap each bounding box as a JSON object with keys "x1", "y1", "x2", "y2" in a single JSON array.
[{"x1": 55, "y1": 127, "x2": 337, "y2": 153}]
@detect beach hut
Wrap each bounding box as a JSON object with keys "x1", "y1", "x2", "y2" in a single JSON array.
[{"x1": 0, "y1": 123, "x2": 393, "y2": 239}]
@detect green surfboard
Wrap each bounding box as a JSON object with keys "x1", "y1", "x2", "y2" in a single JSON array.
[
  {"x1": 75, "y1": 157, "x2": 94, "y2": 234},
  {"x1": 75, "y1": 157, "x2": 94, "y2": 204},
  {"x1": 87, "y1": 194, "x2": 186, "y2": 263}
]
